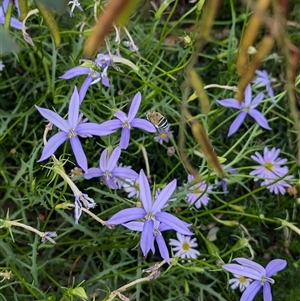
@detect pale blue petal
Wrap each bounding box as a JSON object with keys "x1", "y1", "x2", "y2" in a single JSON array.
[
  {"x1": 102, "y1": 75, "x2": 110, "y2": 87},
  {"x1": 119, "y1": 127, "x2": 130, "y2": 149},
  {"x1": 95, "y1": 119, "x2": 122, "y2": 131},
  {"x1": 156, "y1": 212, "x2": 193, "y2": 235},
  {"x1": 265, "y1": 259, "x2": 287, "y2": 277},
  {"x1": 79, "y1": 76, "x2": 93, "y2": 103},
  {"x1": 99, "y1": 149, "x2": 108, "y2": 171},
  {"x1": 107, "y1": 146, "x2": 121, "y2": 170},
  {"x1": 244, "y1": 84, "x2": 252, "y2": 106},
  {"x1": 37, "y1": 132, "x2": 68, "y2": 162},
  {"x1": 76, "y1": 122, "x2": 115, "y2": 136},
  {"x1": 60, "y1": 66, "x2": 90, "y2": 79},
  {"x1": 114, "y1": 110, "x2": 127, "y2": 123},
  {"x1": 250, "y1": 92, "x2": 264, "y2": 108},
  {"x1": 156, "y1": 234, "x2": 170, "y2": 263},
  {"x1": 152, "y1": 179, "x2": 177, "y2": 213},
  {"x1": 139, "y1": 169, "x2": 152, "y2": 212},
  {"x1": 2, "y1": 0, "x2": 8, "y2": 11},
  {"x1": 234, "y1": 258, "x2": 266, "y2": 274},
  {"x1": 128, "y1": 92, "x2": 141, "y2": 122},
  {"x1": 84, "y1": 167, "x2": 103, "y2": 179},
  {"x1": 140, "y1": 220, "x2": 154, "y2": 256},
  {"x1": 70, "y1": 136, "x2": 88, "y2": 172},
  {"x1": 106, "y1": 208, "x2": 145, "y2": 225},
  {"x1": 123, "y1": 221, "x2": 144, "y2": 232},
  {"x1": 223, "y1": 264, "x2": 263, "y2": 280},
  {"x1": 68, "y1": 87, "x2": 80, "y2": 128},
  {"x1": 10, "y1": 18, "x2": 23, "y2": 29},
  {"x1": 263, "y1": 282, "x2": 272, "y2": 301},
  {"x1": 131, "y1": 118, "x2": 157, "y2": 132},
  {"x1": 228, "y1": 112, "x2": 247, "y2": 136},
  {"x1": 113, "y1": 167, "x2": 138, "y2": 179},
  {"x1": 248, "y1": 109, "x2": 271, "y2": 130},
  {"x1": 216, "y1": 98, "x2": 241, "y2": 109},
  {"x1": 104, "y1": 177, "x2": 118, "y2": 189},
  {"x1": 240, "y1": 281, "x2": 261, "y2": 301},
  {"x1": 35, "y1": 106, "x2": 69, "y2": 132}
]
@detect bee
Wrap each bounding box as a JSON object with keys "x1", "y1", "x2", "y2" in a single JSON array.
[{"x1": 146, "y1": 110, "x2": 169, "y2": 130}]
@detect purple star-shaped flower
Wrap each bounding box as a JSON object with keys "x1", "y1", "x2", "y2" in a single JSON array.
[
  {"x1": 0, "y1": 0, "x2": 23, "y2": 29},
  {"x1": 106, "y1": 169, "x2": 193, "y2": 258},
  {"x1": 101, "y1": 92, "x2": 156, "y2": 149},
  {"x1": 217, "y1": 84, "x2": 271, "y2": 137},
  {"x1": 35, "y1": 87, "x2": 114, "y2": 172},
  {"x1": 60, "y1": 54, "x2": 114, "y2": 102},
  {"x1": 154, "y1": 127, "x2": 173, "y2": 145},
  {"x1": 123, "y1": 220, "x2": 172, "y2": 263},
  {"x1": 253, "y1": 70, "x2": 275, "y2": 102},
  {"x1": 223, "y1": 257, "x2": 287, "y2": 301},
  {"x1": 84, "y1": 146, "x2": 138, "y2": 189}
]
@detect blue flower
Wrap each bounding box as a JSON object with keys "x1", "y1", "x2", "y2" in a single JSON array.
[
  {"x1": 223, "y1": 257, "x2": 287, "y2": 301},
  {"x1": 35, "y1": 87, "x2": 114, "y2": 172},
  {"x1": 84, "y1": 146, "x2": 138, "y2": 189},
  {"x1": 101, "y1": 92, "x2": 156, "y2": 149},
  {"x1": 217, "y1": 84, "x2": 271, "y2": 136},
  {"x1": 106, "y1": 170, "x2": 193, "y2": 260}
]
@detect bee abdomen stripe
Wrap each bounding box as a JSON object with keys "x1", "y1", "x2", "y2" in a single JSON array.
[{"x1": 158, "y1": 118, "x2": 169, "y2": 129}]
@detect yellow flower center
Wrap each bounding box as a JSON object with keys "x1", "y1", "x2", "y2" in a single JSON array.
[
  {"x1": 264, "y1": 161, "x2": 274, "y2": 171},
  {"x1": 122, "y1": 121, "x2": 131, "y2": 129},
  {"x1": 182, "y1": 242, "x2": 190, "y2": 251},
  {"x1": 238, "y1": 276, "x2": 247, "y2": 284},
  {"x1": 160, "y1": 133, "x2": 167, "y2": 139}
]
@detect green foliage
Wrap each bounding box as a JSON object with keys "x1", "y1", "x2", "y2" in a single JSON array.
[{"x1": 1, "y1": 0, "x2": 300, "y2": 300}]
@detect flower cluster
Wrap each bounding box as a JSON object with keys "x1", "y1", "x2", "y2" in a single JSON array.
[
  {"x1": 223, "y1": 257, "x2": 287, "y2": 301},
  {"x1": 107, "y1": 170, "x2": 193, "y2": 263},
  {"x1": 249, "y1": 147, "x2": 293, "y2": 194}
]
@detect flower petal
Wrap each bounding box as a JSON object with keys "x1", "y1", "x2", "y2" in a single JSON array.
[
  {"x1": 263, "y1": 282, "x2": 272, "y2": 301},
  {"x1": 248, "y1": 109, "x2": 271, "y2": 130},
  {"x1": 250, "y1": 92, "x2": 264, "y2": 108},
  {"x1": 70, "y1": 136, "x2": 88, "y2": 172},
  {"x1": 99, "y1": 148, "x2": 108, "y2": 171},
  {"x1": 84, "y1": 167, "x2": 103, "y2": 179},
  {"x1": 37, "y1": 132, "x2": 68, "y2": 162},
  {"x1": 68, "y1": 87, "x2": 80, "y2": 128},
  {"x1": 106, "y1": 208, "x2": 145, "y2": 225},
  {"x1": 123, "y1": 221, "x2": 144, "y2": 232},
  {"x1": 113, "y1": 167, "x2": 138, "y2": 179},
  {"x1": 79, "y1": 76, "x2": 93, "y2": 103},
  {"x1": 156, "y1": 234, "x2": 170, "y2": 263},
  {"x1": 140, "y1": 220, "x2": 154, "y2": 256},
  {"x1": 130, "y1": 118, "x2": 157, "y2": 132},
  {"x1": 92, "y1": 119, "x2": 122, "y2": 132},
  {"x1": 233, "y1": 258, "x2": 266, "y2": 275},
  {"x1": 119, "y1": 127, "x2": 130, "y2": 149},
  {"x1": 35, "y1": 106, "x2": 69, "y2": 132},
  {"x1": 139, "y1": 169, "x2": 152, "y2": 212},
  {"x1": 244, "y1": 84, "x2": 252, "y2": 106},
  {"x1": 265, "y1": 259, "x2": 287, "y2": 277},
  {"x1": 152, "y1": 179, "x2": 177, "y2": 213},
  {"x1": 10, "y1": 18, "x2": 23, "y2": 29},
  {"x1": 240, "y1": 281, "x2": 261, "y2": 301},
  {"x1": 156, "y1": 212, "x2": 193, "y2": 235},
  {"x1": 128, "y1": 92, "x2": 141, "y2": 122},
  {"x1": 216, "y1": 98, "x2": 242, "y2": 109},
  {"x1": 76, "y1": 122, "x2": 116, "y2": 136},
  {"x1": 114, "y1": 110, "x2": 128, "y2": 123},
  {"x1": 107, "y1": 146, "x2": 121, "y2": 171},
  {"x1": 60, "y1": 66, "x2": 90, "y2": 79},
  {"x1": 228, "y1": 112, "x2": 247, "y2": 136}
]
